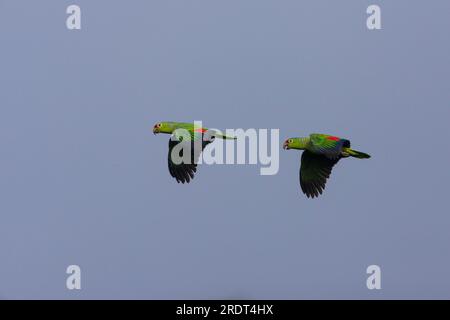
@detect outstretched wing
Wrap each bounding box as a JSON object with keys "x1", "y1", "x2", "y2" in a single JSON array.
[
  {"x1": 167, "y1": 134, "x2": 211, "y2": 183},
  {"x1": 299, "y1": 150, "x2": 340, "y2": 198}
]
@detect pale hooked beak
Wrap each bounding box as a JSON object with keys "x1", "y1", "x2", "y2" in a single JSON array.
[
  {"x1": 283, "y1": 140, "x2": 289, "y2": 150},
  {"x1": 153, "y1": 126, "x2": 159, "y2": 135}
]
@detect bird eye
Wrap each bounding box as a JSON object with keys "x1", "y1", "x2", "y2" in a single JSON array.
[
  {"x1": 157, "y1": 123, "x2": 161, "y2": 128},
  {"x1": 289, "y1": 139, "x2": 293, "y2": 143}
]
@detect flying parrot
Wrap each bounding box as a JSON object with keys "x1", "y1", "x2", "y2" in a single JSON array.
[
  {"x1": 283, "y1": 133, "x2": 370, "y2": 198},
  {"x1": 153, "y1": 121, "x2": 235, "y2": 183}
]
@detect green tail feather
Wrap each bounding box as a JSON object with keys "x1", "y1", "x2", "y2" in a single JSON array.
[
  {"x1": 344, "y1": 148, "x2": 371, "y2": 159},
  {"x1": 214, "y1": 132, "x2": 237, "y2": 140}
]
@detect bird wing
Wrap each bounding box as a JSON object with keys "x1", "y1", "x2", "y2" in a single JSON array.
[
  {"x1": 299, "y1": 150, "x2": 340, "y2": 198},
  {"x1": 309, "y1": 134, "x2": 350, "y2": 159},
  {"x1": 167, "y1": 132, "x2": 212, "y2": 184}
]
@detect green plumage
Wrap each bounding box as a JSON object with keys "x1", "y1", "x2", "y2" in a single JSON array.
[
  {"x1": 283, "y1": 133, "x2": 371, "y2": 198},
  {"x1": 153, "y1": 121, "x2": 235, "y2": 183}
]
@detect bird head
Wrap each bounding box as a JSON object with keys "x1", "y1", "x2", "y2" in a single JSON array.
[
  {"x1": 153, "y1": 122, "x2": 173, "y2": 135},
  {"x1": 283, "y1": 138, "x2": 301, "y2": 150}
]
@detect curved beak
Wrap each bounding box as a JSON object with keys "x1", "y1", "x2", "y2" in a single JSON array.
[
  {"x1": 283, "y1": 140, "x2": 289, "y2": 150},
  {"x1": 153, "y1": 126, "x2": 159, "y2": 135}
]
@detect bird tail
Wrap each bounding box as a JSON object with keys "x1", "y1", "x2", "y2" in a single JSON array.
[
  {"x1": 214, "y1": 132, "x2": 237, "y2": 140},
  {"x1": 343, "y1": 147, "x2": 371, "y2": 159}
]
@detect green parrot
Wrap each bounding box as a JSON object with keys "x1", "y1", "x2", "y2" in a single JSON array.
[
  {"x1": 153, "y1": 121, "x2": 235, "y2": 183},
  {"x1": 283, "y1": 133, "x2": 370, "y2": 198}
]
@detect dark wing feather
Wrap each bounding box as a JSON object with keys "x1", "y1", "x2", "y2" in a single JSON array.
[
  {"x1": 299, "y1": 150, "x2": 340, "y2": 198},
  {"x1": 167, "y1": 137, "x2": 211, "y2": 183}
]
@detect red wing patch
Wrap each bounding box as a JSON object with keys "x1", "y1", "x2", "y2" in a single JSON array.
[{"x1": 327, "y1": 136, "x2": 340, "y2": 141}]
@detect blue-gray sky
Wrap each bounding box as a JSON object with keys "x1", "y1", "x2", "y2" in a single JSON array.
[{"x1": 0, "y1": 0, "x2": 449, "y2": 299}]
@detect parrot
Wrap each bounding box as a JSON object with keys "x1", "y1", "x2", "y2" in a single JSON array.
[
  {"x1": 283, "y1": 133, "x2": 370, "y2": 198},
  {"x1": 153, "y1": 121, "x2": 235, "y2": 183}
]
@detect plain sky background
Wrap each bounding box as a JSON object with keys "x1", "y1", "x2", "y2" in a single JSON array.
[{"x1": 1, "y1": 0, "x2": 449, "y2": 299}]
